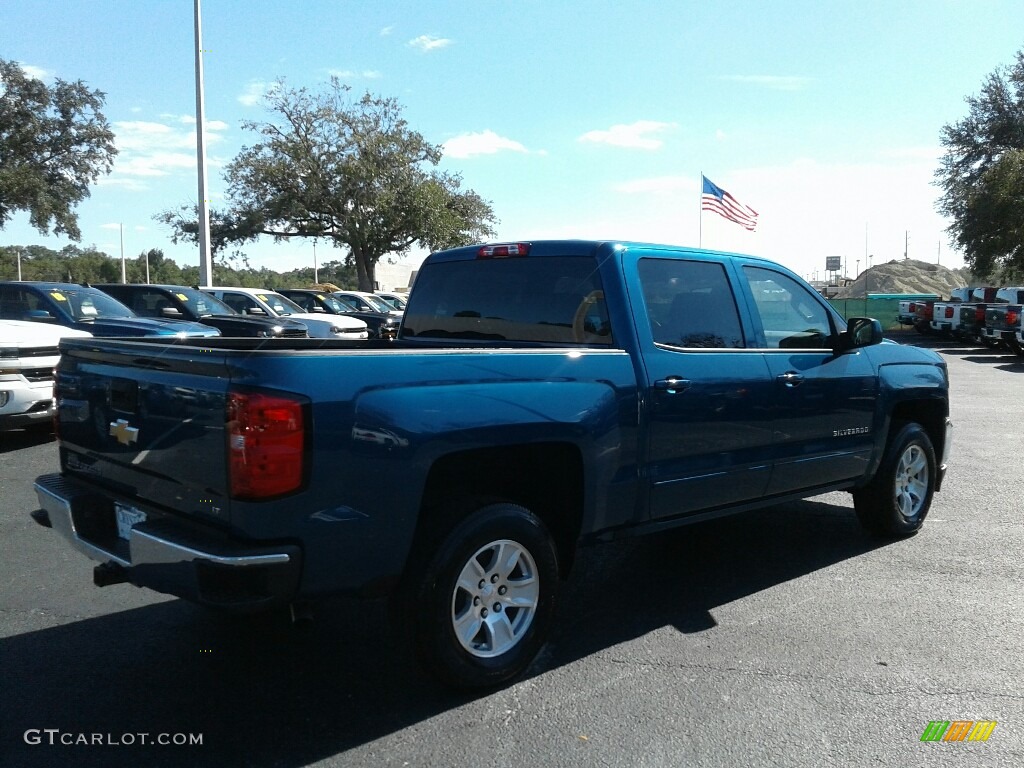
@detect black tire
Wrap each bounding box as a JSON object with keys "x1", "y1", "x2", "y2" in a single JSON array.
[
  {"x1": 1008, "y1": 337, "x2": 1024, "y2": 357},
  {"x1": 406, "y1": 502, "x2": 559, "y2": 689},
  {"x1": 853, "y1": 422, "x2": 936, "y2": 537}
]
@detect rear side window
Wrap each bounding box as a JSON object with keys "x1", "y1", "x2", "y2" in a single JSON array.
[
  {"x1": 638, "y1": 259, "x2": 744, "y2": 348},
  {"x1": 403, "y1": 256, "x2": 612, "y2": 344}
]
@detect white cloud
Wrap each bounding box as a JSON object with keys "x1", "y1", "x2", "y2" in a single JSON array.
[
  {"x1": 328, "y1": 69, "x2": 383, "y2": 80},
  {"x1": 719, "y1": 75, "x2": 811, "y2": 91},
  {"x1": 443, "y1": 130, "x2": 529, "y2": 159},
  {"x1": 17, "y1": 62, "x2": 51, "y2": 80},
  {"x1": 105, "y1": 119, "x2": 228, "y2": 185},
  {"x1": 408, "y1": 35, "x2": 453, "y2": 52},
  {"x1": 238, "y1": 80, "x2": 271, "y2": 106},
  {"x1": 613, "y1": 176, "x2": 696, "y2": 195},
  {"x1": 380, "y1": 26, "x2": 394, "y2": 36},
  {"x1": 578, "y1": 120, "x2": 677, "y2": 150},
  {"x1": 100, "y1": 223, "x2": 122, "y2": 230}
]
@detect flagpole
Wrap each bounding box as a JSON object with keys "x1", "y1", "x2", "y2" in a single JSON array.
[{"x1": 698, "y1": 172, "x2": 703, "y2": 248}]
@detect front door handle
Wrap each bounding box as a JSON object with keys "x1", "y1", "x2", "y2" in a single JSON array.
[
  {"x1": 654, "y1": 377, "x2": 691, "y2": 394},
  {"x1": 777, "y1": 371, "x2": 805, "y2": 387}
]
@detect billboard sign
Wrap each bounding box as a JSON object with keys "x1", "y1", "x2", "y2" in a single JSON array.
[{"x1": 825, "y1": 256, "x2": 842, "y2": 271}]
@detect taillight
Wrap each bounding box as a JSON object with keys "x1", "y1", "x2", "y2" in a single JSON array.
[
  {"x1": 944, "y1": 306, "x2": 954, "y2": 318},
  {"x1": 477, "y1": 243, "x2": 531, "y2": 258},
  {"x1": 1008, "y1": 309, "x2": 1020, "y2": 326},
  {"x1": 908, "y1": 303, "x2": 917, "y2": 313},
  {"x1": 975, "y1": 306, "x2": 985, "y2": 321},
  {"x1": 227, "y1": 390, "x2": 306, "y2": 499}
]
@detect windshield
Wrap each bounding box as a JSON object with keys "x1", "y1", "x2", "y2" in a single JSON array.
[
  {"x1": 378, "y1": 294, "x2": 407, "y2": 310},
  {"x1": 255, "y1": 292, "x2": 307, "y2": 316},
  {"x1": 168, "y1": 287, "x2": 236, "y2": 316},
  {"x1": 46, "y1": 288, "x2": 136, "y2": 321},
  {"x1": 319, "y1": 294, "x2": 355, "y2": 313}
]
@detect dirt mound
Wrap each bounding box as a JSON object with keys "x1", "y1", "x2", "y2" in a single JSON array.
[{"x1": 834, "y1": 259, "x2": 966, "y2": 298}]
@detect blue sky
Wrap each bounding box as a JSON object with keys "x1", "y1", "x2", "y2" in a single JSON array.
[{"x1": 3, "y1": 0, "x2": 1023, "y2": 286}]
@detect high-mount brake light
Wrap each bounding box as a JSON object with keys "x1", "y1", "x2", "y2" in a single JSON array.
[
  {"x1": 477, "y1": 243, "x2": 531, "y2": 259},
  {"x1": 227, "y1": 390, "x2": 306, "y2": 499}
]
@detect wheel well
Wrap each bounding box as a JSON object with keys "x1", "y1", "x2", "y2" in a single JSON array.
[
  {"x1": 418, "y1": 443, "x2": 584, "y2": 576},
  {"x1": 890, "y1": 399, "x2": 947, "y2": 459}
]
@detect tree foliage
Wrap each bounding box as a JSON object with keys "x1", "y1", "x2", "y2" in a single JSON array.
[
  {"x1": 158, "y1": 78, "x2": 497, "y2": 290},
  {"x1": 0, "y1": 243, "x2": 357, "y2": 290},
  {"x1": 936, "y1": 49, "x2": 1024, "y2": 279},
  {"x1": 0, "y1": 59, "x2": 117, "y2": 241}
]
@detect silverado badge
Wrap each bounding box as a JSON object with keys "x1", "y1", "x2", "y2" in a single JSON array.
[{"x1": 109, "y1": 419, "x2": 140, "y2": 446}]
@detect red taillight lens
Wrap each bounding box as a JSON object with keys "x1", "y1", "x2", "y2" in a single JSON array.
[
  {"x1": 976, "y1": 306, "x2": 985, "y2": 321},
  {"x1": 227, "y1": 391, "x2": 306, "y2": 499},
  {"x1": 477, "y1": 243, "x2": 531, "y2": 258},
  {"x1": 908, "y1": 303, "x2": 917, "y2": 313},
  {"x1": 1008, "y1": 309, "x2": 1020, "y2": 326},
  {"x1": 944, "y1": 306, "x2": 954, "y2": 318}
]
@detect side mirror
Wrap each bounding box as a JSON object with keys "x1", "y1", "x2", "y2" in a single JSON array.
[
  {"x1": 247, "y1": 307, "x2": 266, "y2": 316},
  {"x1": 839, "y1": 317, "x2": 883, "y2": 351},
  {"x1": 160, "y1": 307, "x2": 183, "y2": 318},
  {"x1": 24, "y1": 309, "x2": 57, "y2": 323}
]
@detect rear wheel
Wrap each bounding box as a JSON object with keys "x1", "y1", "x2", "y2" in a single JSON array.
[
  {"x1": 853, "y1": 422, "x2": 936, "y2": 537},
  {"x1": 404, "y1": 502, "x2": 559, "y2": 689}
]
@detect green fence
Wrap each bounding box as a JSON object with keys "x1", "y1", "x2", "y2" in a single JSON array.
[{"x1": 828, "y1": 298, "x2": 907, "y2": 330}]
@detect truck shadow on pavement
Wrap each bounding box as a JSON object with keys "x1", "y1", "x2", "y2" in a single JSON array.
[
  {"x1": 0, "y1": 498, "x2": 884, "y2": 768},
  {"x1": 0, "y1": 427, "x2": 54, "y2": 453}
]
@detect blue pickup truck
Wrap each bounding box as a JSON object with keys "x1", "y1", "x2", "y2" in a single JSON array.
[{"x1": 32, "y1": 240, "x2": 951, "y2": 688}]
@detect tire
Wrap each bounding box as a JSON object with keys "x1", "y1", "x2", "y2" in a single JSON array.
[
  {"x1": 1008, "y1": 337, "x2": 1024, "y2": 357},
  {"x1": 405, "y1": 502, "x2": 559, "y2": 689},
  {"x1": 853, "y1": 422, "x2": 936, "y2": 537}
]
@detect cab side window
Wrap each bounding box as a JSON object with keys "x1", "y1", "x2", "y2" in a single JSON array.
[
  {"x1": 220, "y1": 292, "x2": 256, "y2": 314},
  {"x1": 742, "y1": 267, "x2": 833, "y2": 349},
  {"x1": 638, "y1": 259, "x2": 744, "y2": 348}
]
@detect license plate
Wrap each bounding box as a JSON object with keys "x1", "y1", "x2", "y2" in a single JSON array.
[{"x1": 114, "y1": 503, "x2": 146, "y2": 540}]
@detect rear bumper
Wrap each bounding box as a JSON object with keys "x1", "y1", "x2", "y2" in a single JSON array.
[{"x1": 33, "y1": 473, "x2": 301, "y2": 612}]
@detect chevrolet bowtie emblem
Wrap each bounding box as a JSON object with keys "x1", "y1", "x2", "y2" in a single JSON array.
[{"x1": 109, "y1": 419, "x2": 139, "y2": 446}]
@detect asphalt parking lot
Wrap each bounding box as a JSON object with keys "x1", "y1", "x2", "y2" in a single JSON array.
[{"x1": 1, "y1": 332, "x2": 1022, "y2": 768}]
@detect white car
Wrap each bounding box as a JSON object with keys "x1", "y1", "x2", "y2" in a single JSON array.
[
  {"x1": 201, "y1": 287, "x2": 368, "y2": 340},
  {"x1": 374, "y1": 292, "x2": 409, "y2": 311},
  {"x1": 0, "y1": 320, "x2": 92, "y2": 430}
]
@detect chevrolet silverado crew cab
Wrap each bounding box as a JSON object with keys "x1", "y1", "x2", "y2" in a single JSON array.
[{"x1": 32, "y1": 240, "x2": 951, "y2": 688}]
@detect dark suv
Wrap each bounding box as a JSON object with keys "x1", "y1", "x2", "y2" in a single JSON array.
[
  {"x1": 0, "y1": 282, "x2": 220, "y2": 338},
  {"x1": 277, "y1": 289, "x2": 400, "y2": 340},
  {"x1": 96, "y1": 284, "x2": 309, "y2": 338}
]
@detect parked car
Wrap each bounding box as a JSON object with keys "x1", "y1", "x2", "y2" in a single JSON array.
[
  {"x1": 200, "y1": 287, "x2": 368, "y2": 340},
  {"x1": 980, "y1": 287, "x2": 1024, "y2": 354},
  {"x1": 95, "y1": 284, "x2": 309, "y2": 339},
  {"x1": 0, "y1": 282, "x2": 220, "y2": 338},
  {"x1": 897, "y1": 295, "x2": 939, "y2": 326},
  {"x1": 929, "y1": 287, "x2": 975, "y2": 336},
  {"x1": 0, "y1": 320, "x2": 91, "y2": 430},
  {"x1": 277, "y1": 289, "x2": 400, "y2": 340},
  {"x1": 332, "y1": 290, "x2": 403, "y2": 318},
  {"x1": 375, "y1": 292, "x2": 409, "y2": 311},
  {"x1": 34, "y1": 239, "x2": 951, "y2": 689}
]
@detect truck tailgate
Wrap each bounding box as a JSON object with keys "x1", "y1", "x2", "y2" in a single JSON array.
[{"x1": 54, "y1": 338, "x2": 233, "y2": 526}]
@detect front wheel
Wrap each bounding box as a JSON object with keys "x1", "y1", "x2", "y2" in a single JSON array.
[
  {"x1": 406, "y1": 503, "x2": 559, "y2": 689},
  {"x1": 853, "y1": 422, "x2": 936, "y2": 537}
]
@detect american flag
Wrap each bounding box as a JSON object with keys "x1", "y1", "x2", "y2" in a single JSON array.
[{"x1": 701, "y1": 175, "x2": 759, "y2": 231}]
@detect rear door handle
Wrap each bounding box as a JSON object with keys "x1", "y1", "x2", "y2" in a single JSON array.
[
  {"x1": 654, "y1": 377, "x2": 691, "y2": 393},
  {"x1": 777, "y1": 371, "x2": 805, "y2": 387}
]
